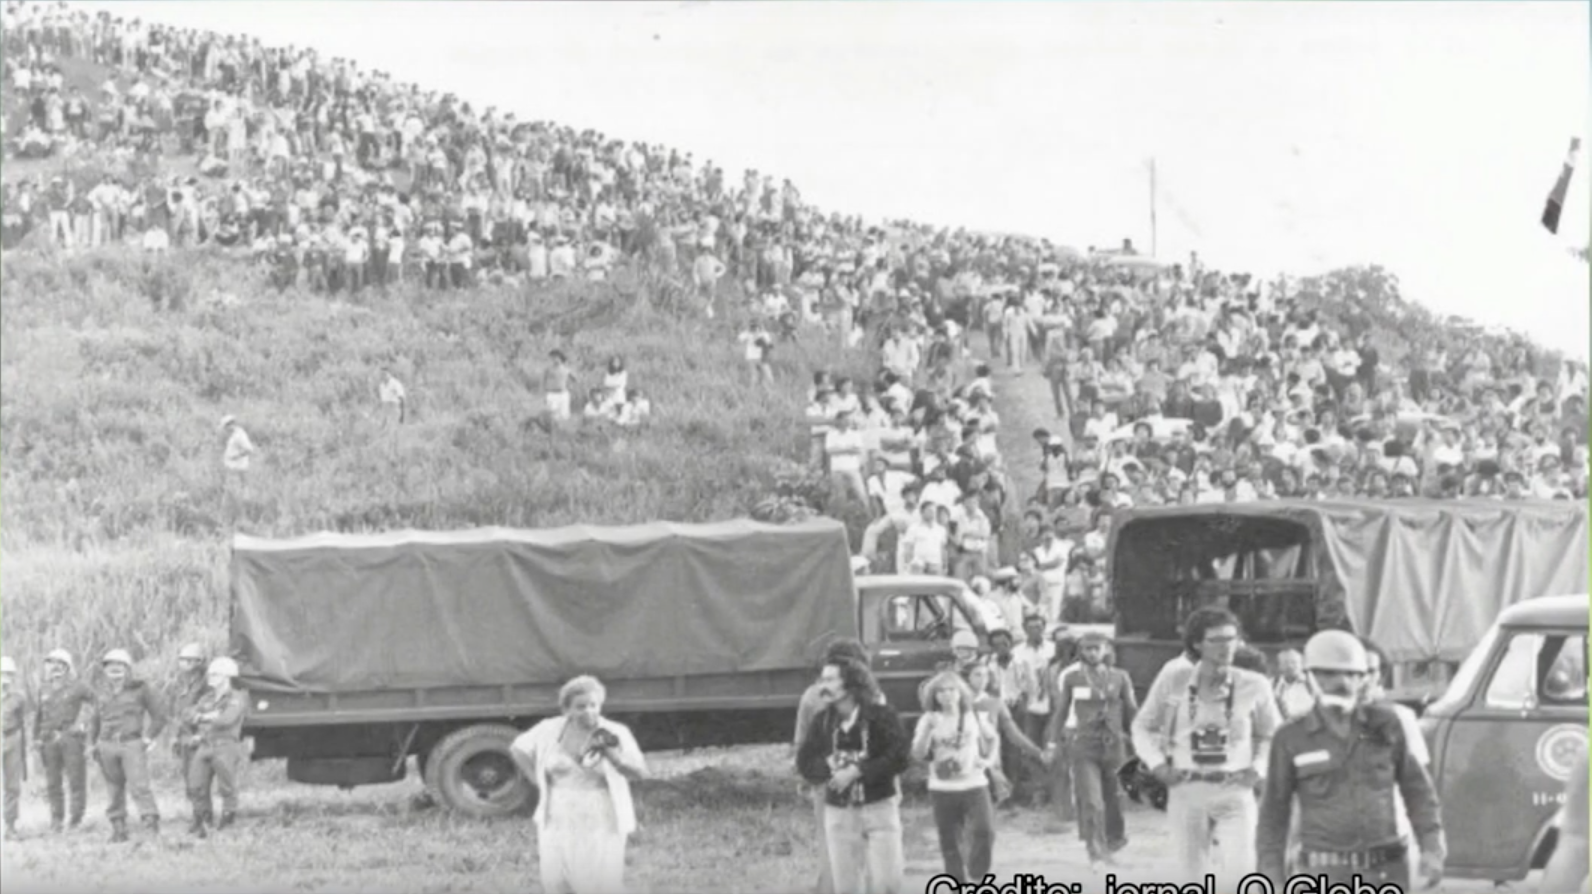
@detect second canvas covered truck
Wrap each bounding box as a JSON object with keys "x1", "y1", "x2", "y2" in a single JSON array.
[{"x1": 230, "y1": 518, "x2": 990, "y2": 817}]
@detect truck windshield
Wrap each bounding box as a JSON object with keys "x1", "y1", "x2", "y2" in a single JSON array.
[{"x1": 1113, "y1": 513, "x2": 1317, "y2": 643}]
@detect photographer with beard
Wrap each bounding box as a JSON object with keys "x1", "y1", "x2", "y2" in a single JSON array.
[
  {"x1": 1257, "y1": 630, "x2": 1445, "y2": 892},
  {"x1": 793, "y1": 639, "x2": 882, "y2": 894},
  {"x1": 797, "y1": 656, "x2": 911, "y2": 894}
]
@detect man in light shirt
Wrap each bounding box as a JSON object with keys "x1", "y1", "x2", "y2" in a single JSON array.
[
  {"x1": 824, "y1": 411, "x2": 868, "y2": 509},
  {"x1": 1131, "y1": 607, "x2": 1280, "y2": 889},
  {"x1": 1031, "y1": 525, "x2": 1072, "y2": 617},
  {"x1": 1272, "y1": 649, "x2": 1315, "y2": 722},
  {"x1": 901, "y1": 501, "x2": 949, "y2": 576},
  {"x1": 378, "y1": 369, "x2": 407, "y2": 425}
]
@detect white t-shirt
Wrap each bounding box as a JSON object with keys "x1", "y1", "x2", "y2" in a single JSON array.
[{"x1": 825, "y1": 429, "x2": 865, "y2": 473}]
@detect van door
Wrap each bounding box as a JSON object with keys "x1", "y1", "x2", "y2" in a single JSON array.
[
  {"x1": 872, "y1": 590, "x2": 973, "y2": 715},
  {"x1": 1437, "y1": 626, "x2": 1588, "y2": 880}
]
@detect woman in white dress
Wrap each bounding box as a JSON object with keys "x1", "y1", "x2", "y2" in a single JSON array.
[{"x1": 511, "y1": 676, "x2": 648, "y2": 894}]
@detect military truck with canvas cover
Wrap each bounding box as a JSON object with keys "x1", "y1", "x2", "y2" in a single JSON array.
[
  {"x1": 1106, "y1": 499, "x2": 1588, "y2": 703},
  {"x1": 230, "y1": 518, "x2": 992, "y2": 816}
]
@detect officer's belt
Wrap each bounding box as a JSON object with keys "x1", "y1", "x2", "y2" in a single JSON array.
[
  {"x1": 1297, "y1": 841, "x2": 1408, "y2": 870},
  {"x1": 1172, "y1": 769, "x2": 1242, "y2": 785}
]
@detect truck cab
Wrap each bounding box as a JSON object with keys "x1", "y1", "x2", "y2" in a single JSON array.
[
  {"x1": 1419, "y1": 594, "x2": 1589, "y2": 883},
  {"x1": 856, "y1": 573, "x2": 990, "y2": 715}
]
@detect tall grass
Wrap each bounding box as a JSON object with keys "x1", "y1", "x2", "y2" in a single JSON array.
[{"x1": 0, "y1": 246, "x2": 876, "y2": 677}]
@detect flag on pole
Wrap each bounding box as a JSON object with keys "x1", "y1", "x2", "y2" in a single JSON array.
[{"x1": 1542, "y1": 137, "x2": 1581, "y2": 234}]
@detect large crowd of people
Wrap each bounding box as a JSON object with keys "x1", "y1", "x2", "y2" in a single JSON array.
[{"x1": 1, "y1": 4, "x2": 1588, "y2": 894}]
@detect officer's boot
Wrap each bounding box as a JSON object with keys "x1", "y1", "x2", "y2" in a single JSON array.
[
  {"x1": 142, "y1": 816, "x2": 159, "y2": 836},
  {"x1": 49, "y1": 816, "x2": 63, "y2": 834},
  {"x1": 109, "y1": 819, "x2": 128, "y2": 843},
  {"x1": 216, "y1": 811, "x2": 235, "y2": 831},
  {"x1": 188, "y1": 814, "x2": 208, "y2": 839}
]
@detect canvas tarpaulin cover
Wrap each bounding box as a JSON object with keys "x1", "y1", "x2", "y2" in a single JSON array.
[
  {"x1": 1110, "y1": 499, "x2": 1588, "y2": 663},
  {"x1": 230, "y1": 518, "x2": 857, "y2": 694}
]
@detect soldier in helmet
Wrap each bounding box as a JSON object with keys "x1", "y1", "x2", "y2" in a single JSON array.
[
  {"x1": 1258, "y1": 629, "x2": 1446, "y2": 892},
  {"x1": 2, "y1": 655, "x2": 26, "y2": 839},
  {"x1": 33, "y1": 647, "x2": 93, "y2": 832},
  {"x1": 186, "y1": 656, "x2": 248, "y2": 837},
  {"x1": 170, "y1": 643, "x2": 210, "y2": 788},
  {"x1": 88, "y1": 648, "x2": 167, "y2": 843}
]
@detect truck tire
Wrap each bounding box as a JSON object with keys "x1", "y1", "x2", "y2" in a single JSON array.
[{"x1": 428, "y1": 723, "x2": 533, "y2": 819}]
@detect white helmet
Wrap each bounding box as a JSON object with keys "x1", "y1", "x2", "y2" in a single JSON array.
[
  {"x1": 0, "y1": 656, "x2": 16, "y2": 675},
  {"x1": 178, "y1": 643, "x2": 206, "y2": 661},
  {"x1": 45, "y1": 648, "x2": 74, "y2": 671},
  {"x1": 207, "y1": 657, "x2": 240, "y2": 678},
  {"x1": 102, "y1": 648, "x2": 133, "y2": 668},
  {"x1": 1303, "y1": 630, "x2": 1369, "y2": 675}
]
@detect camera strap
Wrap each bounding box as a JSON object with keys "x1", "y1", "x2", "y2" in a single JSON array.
[{"x1": 1186, "y1": 668, "x2": 1236, "y2": 731}]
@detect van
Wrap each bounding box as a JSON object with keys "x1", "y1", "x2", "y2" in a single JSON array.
[{"x1": 1419, "y1": 594, "x2": 1589, "y2": 883}]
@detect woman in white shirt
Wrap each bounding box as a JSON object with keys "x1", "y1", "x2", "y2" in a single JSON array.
[
  {"x1": 510, "y1": 676, "x2": 648, "y2": 894},
  {"x1": 912, "y1": 671, "x2": 997, "y2": 884}
]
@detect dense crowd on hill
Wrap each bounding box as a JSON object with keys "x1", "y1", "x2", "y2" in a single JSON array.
[{"x1": 3, "y1": 1, "x2": 1588, "y2": 634}]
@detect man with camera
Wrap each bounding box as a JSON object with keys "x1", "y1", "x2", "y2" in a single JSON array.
[
  {"x1": 1130, "y1": 607, "x2": 1280, "y2": 889},
  {"x1": 1258, "y1": 630, "x2": 1445, "y2": 893},
  {"x1": 796, "y1": 656, "x2": 911, "y2": 894}
]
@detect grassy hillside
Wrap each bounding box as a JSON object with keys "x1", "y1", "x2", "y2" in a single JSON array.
[{"x1": 0, "y1": 247, "x2": 873, "y2": 668}]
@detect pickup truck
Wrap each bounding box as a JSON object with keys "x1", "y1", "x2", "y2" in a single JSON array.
[
  {"x1": 1419, "y1": 593, "x2": 1588, "y2": 883},
  {"x1": 231, "y1": 518, "x2": 989, "y2": 817},
  {"x1": 1105, "y1": 499, "x2": 1589, "y2": 703}
]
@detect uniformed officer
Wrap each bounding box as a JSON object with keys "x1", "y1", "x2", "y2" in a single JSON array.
[
  {"x1": 88, "y1": 648, "x2": 168, "y2": 843},
  {"x1": 2, "y1": 655, "x2": 27, "y2": 840},
  {"x1": 1257, "y1": 630, "x2": 1445, "y2": 891},
  {"x1": 1043, "y1": 630, "x2": 1137, "y2": 871},
  {"x1": 170, "y1": 643, "x2": 210, "y2": 787},
  {"x1": 33, "y1": 647, "x2": 94, "y2": 832},
  {"x1": 186, "y1": 657, "x2": 248, "y2": 837}
]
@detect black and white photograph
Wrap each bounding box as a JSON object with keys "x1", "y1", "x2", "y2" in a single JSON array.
[{"x1": 0, "y1": 1, "x2": 1588, "y2": 892}]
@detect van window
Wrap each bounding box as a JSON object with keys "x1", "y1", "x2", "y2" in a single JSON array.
[
  {"x1": 881, "y1": 593, "x2": 966, "y2": 643},
  {"x1": 1483, "y1": 631, "x2": 1589, "y2": 710}
]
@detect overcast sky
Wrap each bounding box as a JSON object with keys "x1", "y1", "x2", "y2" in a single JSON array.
[{"x1": 92, "y1": 1, "x2": 1591, "y2": 357}]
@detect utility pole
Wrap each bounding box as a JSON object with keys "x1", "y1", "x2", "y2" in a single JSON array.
[{"x1": 1149, "y1": 157, "x2": 1159, "y2": 259}]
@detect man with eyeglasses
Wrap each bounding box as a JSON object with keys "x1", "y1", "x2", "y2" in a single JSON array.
[
  {"x1": 1130, "y1": 607, "x2": 1279, "y2": 889},
  {"x1": 1257, "y1": 630, "x2": 1445, "y2": 893}
]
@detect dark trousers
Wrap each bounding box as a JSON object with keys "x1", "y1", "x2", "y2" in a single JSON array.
[
  {"x1": 3, "y1": 737, "x2": 21, "y2": 827},
  {"x1": 930, "y1": 786, "x2": 995, "y2": 883},
  {"x1": 1071, "y1": 745, "x2": 1126, "y2": 860},
  {"x1": 1019, "y1": 712, "x2": 1052, "y2": 804},
  {"x1": 188, "y1": 740, "x2": 242, "y2": 819},
  {"x1": 97, "y1": 739, "x2": 158, "y2": 823},
  {"x1": 41, "y1": 733, "x2": 87, "y2": 824}
]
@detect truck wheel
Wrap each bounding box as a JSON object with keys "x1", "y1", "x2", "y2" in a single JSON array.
[{"x1": 429, "y1": 724, "x2": 532, "y2": 819}]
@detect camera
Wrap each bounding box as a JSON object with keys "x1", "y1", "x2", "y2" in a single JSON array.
[
  {"x1": 933, "y1": 758, "x2": 964, "y2": 781},
  {"x1": 1189, "y1": 726, "x2": 1229, "y2": 766},
  {"x1": 580, "y1": 727, "x2": 621, "y2": 766}
]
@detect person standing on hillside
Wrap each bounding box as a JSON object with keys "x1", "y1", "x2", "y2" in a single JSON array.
[
  {"x1": 378, "y1": 368, "x2": 407, "y2": 426},
  {"x1": 89, "y1": 648, "x2": 167, "y2": 843},
  {"x1": 185, "y1": 657, "x2": 247, "y2": 838},
  {"x1": 33, "y1": 647, "x2": 93, "y2": 833},
  {"x1": 219, "y1": 415, "x2": 255, "y2": 500},
  {"x1": 2, "y1": 655, "x2": 27, "y2": 840},
  {"x1": 542, "y1": 350, "x2": 575, "y2": 427}
]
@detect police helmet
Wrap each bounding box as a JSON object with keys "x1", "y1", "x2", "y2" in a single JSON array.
[
  {"x1": 1302, "y1": 630, "x2": 1368, "y2": 674},
  {"x1": 178, "y1": 643, "x2": 206, "y2": 661},
  {"x1": 101, "y1": 648, "x2": 133, "y2": 668},
  {"x1": 207, "y1": 657, "x2": 240, "y2": 678}
]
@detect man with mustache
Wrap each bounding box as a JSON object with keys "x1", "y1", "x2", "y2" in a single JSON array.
[
  {"x1": 1258, "y1": 630, "x2": 1445, "y2": 892},
  {"x1": 32, "y1": 647, "x2": 94, "y2": 833},
  {"x1": 796, "y1": 656, "x2": 910, "y2": 894}
]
